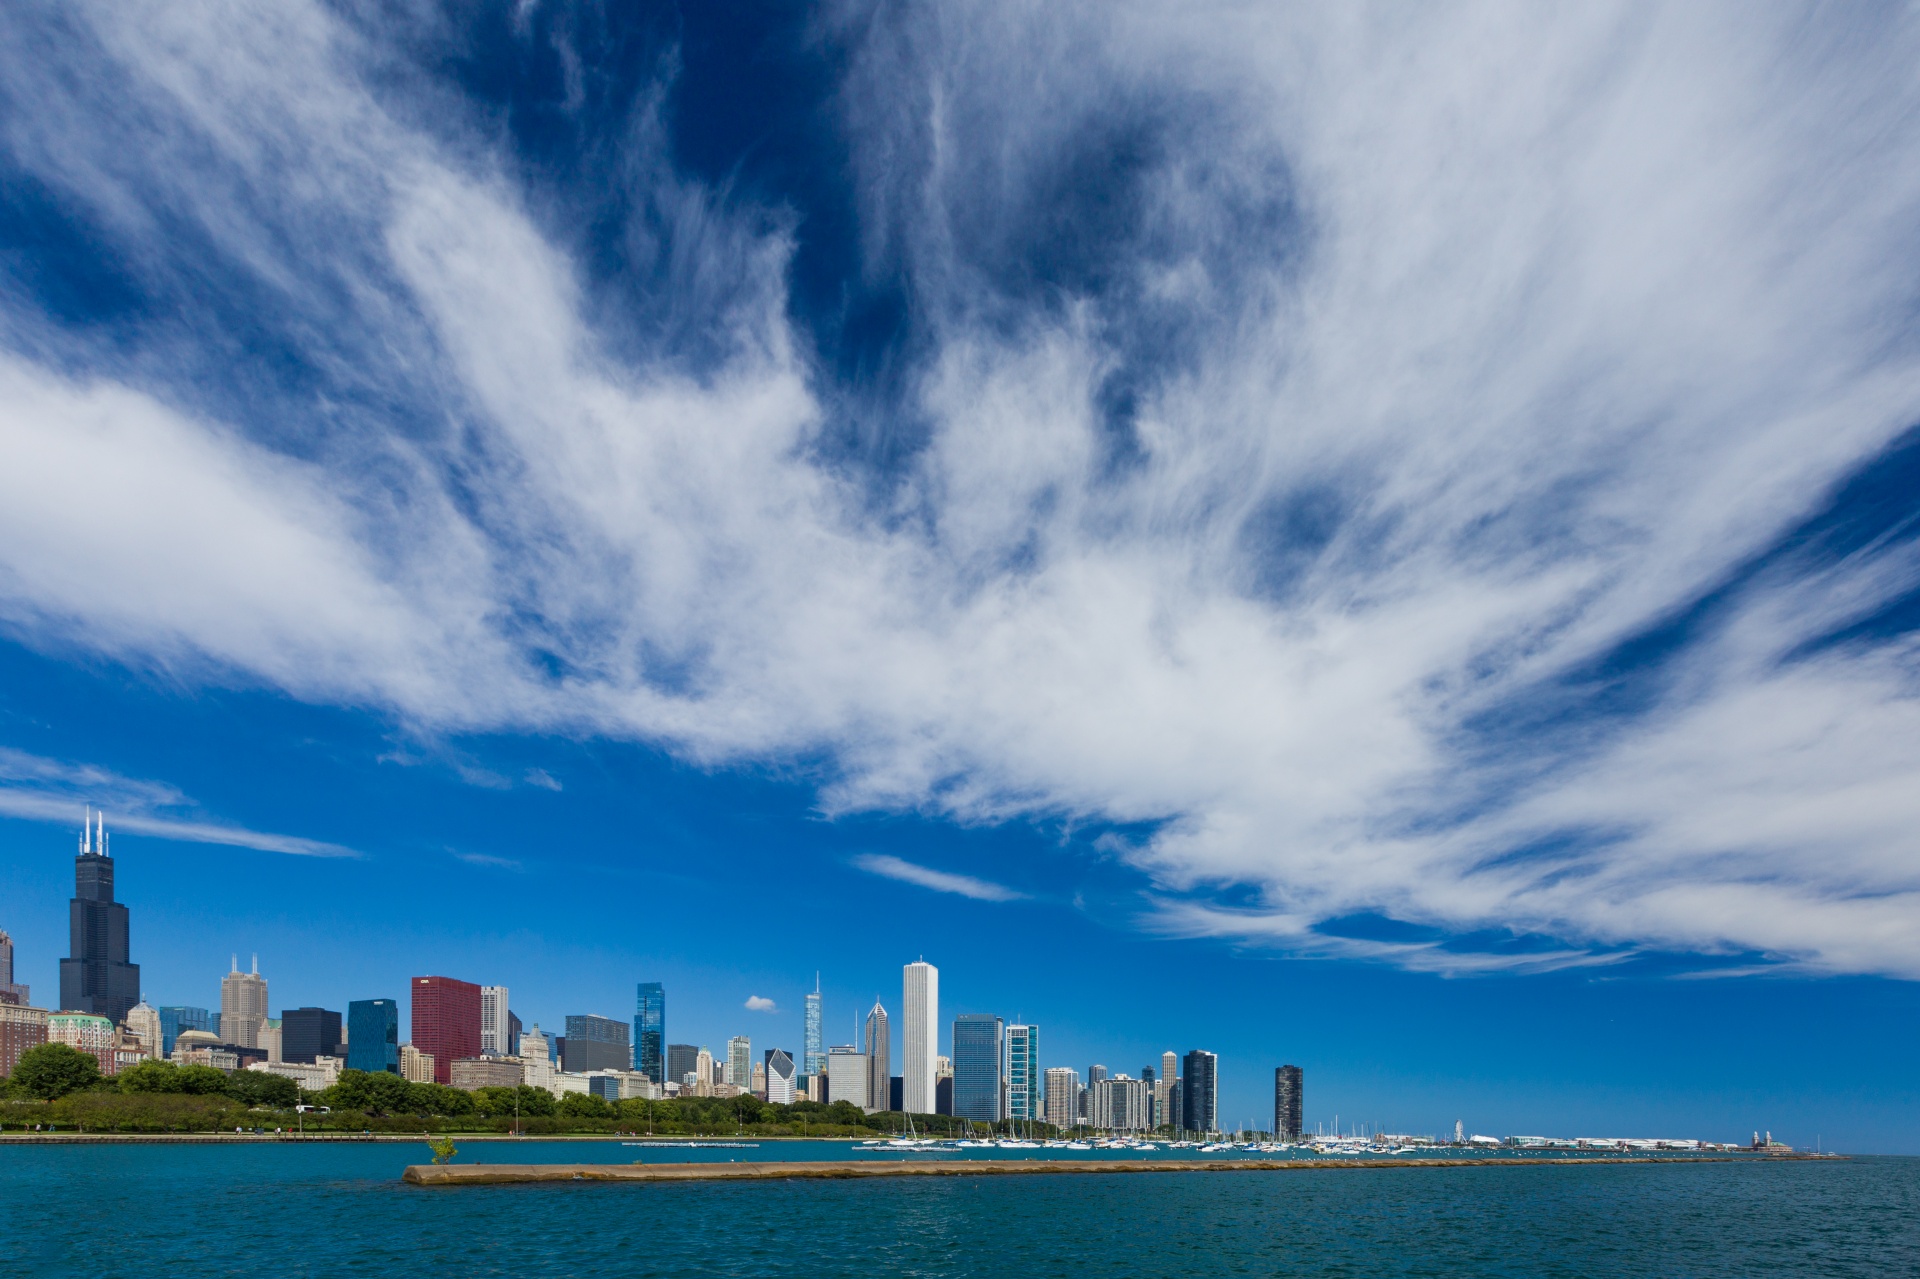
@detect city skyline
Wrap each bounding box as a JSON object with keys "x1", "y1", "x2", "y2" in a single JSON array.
[{"x1": 2, "y1": 812, "x2": 1913, "y2": 1146}]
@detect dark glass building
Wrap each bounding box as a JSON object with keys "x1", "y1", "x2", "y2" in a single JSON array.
[
  {"x1": 59, "y1": 814, "x2": 140, "y2": 1025},
  {"x1": 952, "y1": 1014, "x2": 1005, "y2": 1122},
  {"x1": 281, "y1": 1006, "x2": 343, "y2": 1063},
  {"x1": 633, "y1": 982, "x2": 665, "y2": 1081},
  {"x1": 667, "y1": 1042, "x2": 701, "y2": 1087},
  {"x1": 1274, "y1": 1064, "x2": 1304, "y2": 1141},
  {"x1": 157, "y1": 1005, "x2": 213, "y2": 1058},
  {"x1": 348, "y1": 999, "x2": 400, "y2": 1075},
  {"x1": 507, "y1": 1009, "x2": 522, "y2": 1055},
  {"x1": 1181, "y1": 1050, "x2": 1218, "y2": 1135},
  {"x1": 563, "y1": 1013, "x2": 630, "y2": 1074},
  {"x1": 936, "y1": 1074, "x2": 954, "y2": 1115},
  {"x1": 889, "y1": 1075, "x2": 904, "y2": 1112}
]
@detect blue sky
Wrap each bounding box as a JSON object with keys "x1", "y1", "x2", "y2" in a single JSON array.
[{"x1": 2, "y1": 1, "x2": 1919, "y2": 1150}]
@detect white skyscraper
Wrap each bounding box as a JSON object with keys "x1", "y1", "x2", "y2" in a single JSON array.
[
  {"x1": 481, "y1": 985, "x2": 510, "y2": 1055},
  {"x1": 901, "y1": 959, "x2": 938, "y2": 1114}
]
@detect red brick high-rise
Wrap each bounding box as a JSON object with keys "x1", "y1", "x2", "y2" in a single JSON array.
[{"x1": 410, "y1": 976, "x2": 481, "y2": 1085}]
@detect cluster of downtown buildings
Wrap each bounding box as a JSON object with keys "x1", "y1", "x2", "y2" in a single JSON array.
[{"x1": 1, "y1": 816, "x2": 1309, "y2": 1138}]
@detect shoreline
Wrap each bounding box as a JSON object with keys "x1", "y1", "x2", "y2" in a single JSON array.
[{"x1": 402, "y1": 1155, "x2": 1765, "y2": 1186}]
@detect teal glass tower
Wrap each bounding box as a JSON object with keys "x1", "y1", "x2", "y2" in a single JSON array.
[
  {"x1": 347, "y1": 998, "x2": 400, "y2": 1075},
  {"x1": 1007, "y1": 1024, "x2": 1040, "y2": 1121}
]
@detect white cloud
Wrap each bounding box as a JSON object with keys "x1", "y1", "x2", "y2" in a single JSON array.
[
  {"x1": 852, "y1": 854, "x2": 1027, "y2": 903},
  {"x1": 1, "y1": 2, "x2": 1919, "y2": 974},
  {"x1": 744, "y1": 995, "x2": 777, "y2": 1013},
  {"x1": 0, "y1": 748, "x2": 357, "y2": 858}
]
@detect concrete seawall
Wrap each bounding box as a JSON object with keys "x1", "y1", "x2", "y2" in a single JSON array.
[{"x1": 403, "y1": 1156, "x2": 1739, "y2": 1186}]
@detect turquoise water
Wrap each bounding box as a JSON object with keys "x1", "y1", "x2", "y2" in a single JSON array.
[{"x1": 6, "y1": 1142, "x2": 1915, "y2": 1275}]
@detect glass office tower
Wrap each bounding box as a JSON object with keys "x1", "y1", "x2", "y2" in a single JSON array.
[
  {"x1": 1007, "y1": 1024, "x2": 1040, "y2": 1122},
  {"x1": 952, "y1": 1014, "x2": 1006, "y2": 1123},
  {"x1": 347, "y1": 999, "x2": 400, "y2": 1075},
  {"x1": 633, "y1": 982, "x2": 665, "y2": 1080}
]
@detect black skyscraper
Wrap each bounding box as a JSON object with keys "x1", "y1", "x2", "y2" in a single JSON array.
[
  {"x1": 281, "y1": 1007, "x2": 344, "y2": 1063},
  {"x1": 1181, "y1": 1049, "x2": 1218, "y2": 1135},
  {"x1": 1274, "y1": 1064, "x2": 1304, "y2": 1141},
  {"x1": 59, "y1": 811, "x2": 140, "y2": 1025}
]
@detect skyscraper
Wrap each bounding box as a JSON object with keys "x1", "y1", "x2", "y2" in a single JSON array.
[
  {"x1": 668, "y1": 1042, "x2": 701, "y2": 1088},
  {"x1": 827, "y1": 1045, "x2": 869, "y2": 1111},
  {"x1": 1007, "y1": 1024, "x2": 1040, "y2": 1121},
  {"x1": 481, "y1": 986, "x2": 511, "y2": 1056},
  {"x1": 1274, "y1": 1065, "x2": 1304, "y2": 1141},
  {"x1": 764, "y1": 1048, "x2": 796, "y2": 1104},
  {"x1": 1043, "y1": 1066, "x2": 1079, "y2": 1130},
  {"x1": 411, "y1": 975, "x2": 481, "y2": 1085},
  {"x1": 727, "y1": 1035, "x2": 752, "y2": 1090},
  {"x1": 0, "y1": 928, "x2": 28, "y2": 1006},
  {"x1": 563, "y1": 1014, "x2": 629, "y2": 1074},
  {"x1": 281, "y1": 1007, "x2": 343, "y2": 1063},
  {"x1": 633, "y1": 982, "x2": 664, "y2": 1081},
  {"x1": 803, "y1": 977, "x2": 824, "y2": 1078},
  {"x1": 952, "y1": 1014, "x2": 1005, "y2": 1123},
  {"x1": 347, "y1": 999, "x2": 400, "y2": 1074},
  {"x1": 901, "y1": 960, "x2": 937, "y2": 1114},
  {"x1": 220, "y1": 956, "x2": 268, "y2": 1048},
  {"x1": 1181, "y1": 1049, "x2": 1218, "y2": 1135},
  {"x1": 59, "y1": 811, "x2": 139, "y2": 1025},
  {"x1": 864, "y1": 1001, "x2": 890, "y2": 1112}
]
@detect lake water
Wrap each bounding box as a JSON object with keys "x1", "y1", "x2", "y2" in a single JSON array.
[{"x1": 6, "y1": 1140, "x2": 1914, "y2": 1276}]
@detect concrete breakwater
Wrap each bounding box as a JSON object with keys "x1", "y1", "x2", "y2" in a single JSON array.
[{"x1": 403, "y1": 1155, "x2": 1739, "y2": 1186}]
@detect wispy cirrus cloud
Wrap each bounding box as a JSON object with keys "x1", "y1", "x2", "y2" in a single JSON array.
[
  {"x1": 852, "y1": 854, "x2": 1027, "y2": 903},
  {"x1": 0, "y1": 748, "x2": 357, "y2": 858},
  {"x1": 1, "y1": 1, "x2": 1918, "y2": 976}
]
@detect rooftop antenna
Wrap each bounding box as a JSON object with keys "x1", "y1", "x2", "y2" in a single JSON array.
[
  {"x1": 251, "y1": 953, "x2": 258, "y2": 975},
  {"x1": 231, "y1": 953, "x2": 239, "y2": 972}
]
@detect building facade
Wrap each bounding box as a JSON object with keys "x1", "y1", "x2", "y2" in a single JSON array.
[
  {"x1": 633, "y1": 982, "x2": 664, "y2": 1082},
  {"x1": 727, "y1": 1035, "x2": 752, "y2": 1090},
  {"x1": 563, "y1": 1014, "x2": 630, "y2": 1074},
  {"x1": 480, "y1": 985, "x2": 511, "y2": 1056},
  {"x1": 803, "y1": 979, "x2": 824, "y2": 1078},
  {"x1": 1090, "y1": 1075, "x2": 1152, "y2": 1132},
  {"x1": 1043, "y1": 1066, "x2": 1079, "y2": 1129},
  {"x1": 864, "y1": 1002, "x2": 890, "y2": 1113},
  {"x1": 48, "y1": 1011, "x2": 117, "y2": 1075},
  {"x1": 411, "y1": 976, "x2": 482, "y2": 1085},
  {"x1": 0, "y1": 1002, "x2": 48, "y2": 1078},
  {"x1": 1007, "y1": 1024, "x2": 1040, "y2": 1122},
  {"x1": 125, "y1": 1001, "x2": 161, "y2": 1059},
  {"x1": 451, "y1": 1056, "x2": 524, "y2": 1090},
  {"x1": 156, "y1": 1006, "x2": 213, "y2": 1058},
  {"x1": 59, "y1": 814, "x2": 140, "y2": 1025},
  {"x1": 901, "y1": 960, "x2": 937, "y2": 1115},
  {"x1": 250, "y1": 1056, "x2": 341, "y2": 1090},
  {"x1": 347, "y1": 999, "x2": 400, "y2": 1074},
  {"x1": 951, "y1": 1014, "x2": 1005, "y2": 1123},
  {"x1": 399, "y1": 1043, "x2": 435, "y2": 1083},
  {"x1": 519, "y1": 1024, "x2": 557, "y2": 1094},
  {"x1": 1274, "y1": 1064, "x2": 1304, "y2": 1141},
  {"x1": 1181, "y1": 1049, "x2": 1218, "y2": 1135},
  {"x1": 667, "y1": 1042, "x2": 700, "y2": 1088},
  {"x1": 281, "y1": 1007, "x2": 343, "y2": 1063},
  {"x1": 826, "y1": 1045, "x2": 869, "y2": 1110},
  {"x1": 764, "y1": 1048, "x2": 796, "y2": 1104},
  {"x1": 220, "y1": 956, "x2": 269, "y2": 1049}
]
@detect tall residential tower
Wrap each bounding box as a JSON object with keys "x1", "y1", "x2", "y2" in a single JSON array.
[
  {"x1": 864, "y1": 1001, "x2": 890, "y2": 1112},
  {"x1": 803, "y1": 977, "x2": 824, "y2": 1078},
  {"x1": 634, "y1": 982, "x2": 665, "y2": 1081}
]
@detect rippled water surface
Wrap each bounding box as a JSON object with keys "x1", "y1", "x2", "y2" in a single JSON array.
[{"x1": 8, "y1": 1141, "x2": 1916, "y2": 1276}]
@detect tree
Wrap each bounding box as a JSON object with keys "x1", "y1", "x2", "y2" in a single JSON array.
[
  {"x1": 225, "y1": 1070, "x2": 299, "y2": 1108},
  {"x1": 9, "y1": 1043, "x2": 103, "y2": 1099},
  {"x1": 557, "y1": 1091, "x2": 612, "y2": 1119},
  {"x1": 117, "y1": 1059, "x2": 183, "y2": 1094},
  {"x1": 322, "y1": 1068, "x2": 413, "y2": 1115}
]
